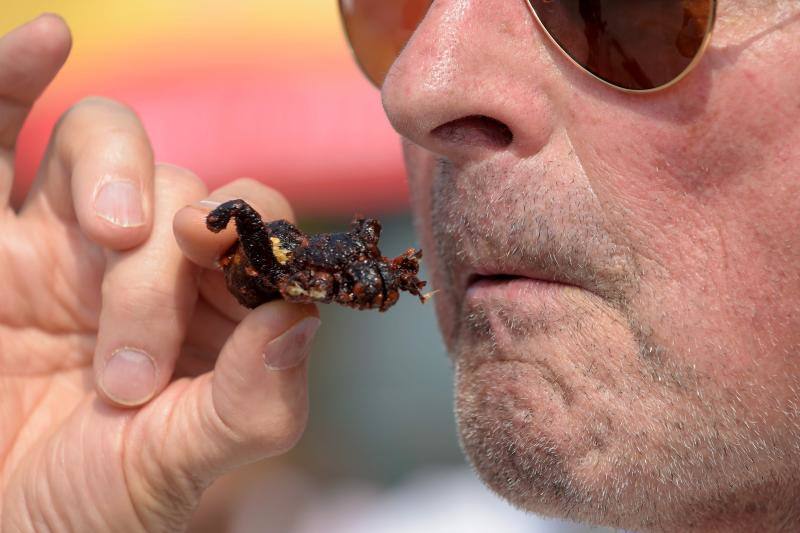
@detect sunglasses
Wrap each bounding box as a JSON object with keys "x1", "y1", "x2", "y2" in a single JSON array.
[{"x1": 338, "y1": 0, "x2": 717, "y2": 92}]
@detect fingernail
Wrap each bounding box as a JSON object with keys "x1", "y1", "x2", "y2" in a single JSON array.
[
  {"x1": 188, "y1": 199, "x2": 222, "y2": 214},
  {"x1": 101, "y1": 348, "x2": 157, "y2": 406},
  {"x1": 94, "y1": 179, "x2": 145, "y2": 227},
  {"x1": 263, "y1": 317, "x2": 321, "y2": 370},
  {"x1": 196, "y1": 199, "x2": 222, "y2": 209}
]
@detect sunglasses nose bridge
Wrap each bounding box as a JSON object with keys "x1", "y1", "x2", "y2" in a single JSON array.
[{"x1": 385, "y1": 0, "x2": 554, "y2": 87}]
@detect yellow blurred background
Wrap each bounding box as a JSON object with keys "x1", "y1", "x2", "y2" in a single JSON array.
[
  {"x1": 1, "y1": 1, "x2": 344, "y2": 63},
  {"x1": 5, "y1": 0, "x2": 407, "y2": 215}
]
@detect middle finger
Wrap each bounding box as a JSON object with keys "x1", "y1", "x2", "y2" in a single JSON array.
[{"x1": 94, "y1": 163, "x2": 207, "y2": 407}]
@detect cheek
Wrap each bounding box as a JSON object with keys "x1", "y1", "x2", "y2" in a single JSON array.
[
  {"x1": 402, "y1": 142, "x2": 460, "y2": 343},
  {"x1": 564, "y1": 68, "x2": 800, "y2": 380},
  {"x1": 402, "y1": 140, "x2": 436, "y2": 227},
  {"x1": 566, "y1": 48, "x2": 794, "y2": 213}
]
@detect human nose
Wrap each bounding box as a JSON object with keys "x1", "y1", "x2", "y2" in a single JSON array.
[{"x1": 381, "y1": 0, "x2": 556, "y2": 164}]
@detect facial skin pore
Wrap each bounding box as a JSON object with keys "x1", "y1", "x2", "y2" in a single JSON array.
[{"x1": 382, "y1": 2, "x2": 800, "y2": 531}]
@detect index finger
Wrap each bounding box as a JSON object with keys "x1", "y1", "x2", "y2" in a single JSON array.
[{"x1": 21, "y1": 96, "x2": 155, "y2": 251}]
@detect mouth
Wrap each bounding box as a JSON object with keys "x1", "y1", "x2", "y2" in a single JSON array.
[
  {"x1": 465, "y1": 272, "x2": 582, "y2": 303},
  {"x1": 465, "y1": 271, "x2": 584, "y2": 296},
  {"x1": 454, "y1": 272, "x2": 591, "y2": 359},
  {"x1": 467, "y1": 272, "x2": 578, "y2": 286}
]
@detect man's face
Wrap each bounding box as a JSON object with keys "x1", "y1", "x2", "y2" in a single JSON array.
[{"x1": 380, "y1": 2, "x2": 800, "y2": 530}]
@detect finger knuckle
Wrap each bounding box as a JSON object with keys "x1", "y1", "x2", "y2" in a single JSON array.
[
  {"x1": 155, "y1": 163, "x2": 206, "y2": 196},
  {"x1": 134, "y1": 455, "x2": 204, "y2": 531},
  {"x1": 211, "y1": 359, "x2": 309, "y2": 454},
  {"x1": 264, "y1": 402, "x2": 309, "y2": 454},
  {"x1": 103, "y1": 278, "x2": 191, "y2": 320},
  {"x1": 230, "y1": 176, "x2": 266, "y2": 190},
  {"x1": 229, "y1": 177, "x2": 280, "y2": 201},
  {"x1": 229, "y1": 178, "x2": 294, "y2": 221},
  {"x1": 208, "y1": 394, "x2": 308, "y2": 459},
  {"x1": 57, "y1": 97, "x2": 150, "y2": 159},
  {"x1": 212, "y1": 396, "x2": 307, "y2": 458},
  {"x1": 63, "y1": 95, "x2": 134, "y2": 124}
]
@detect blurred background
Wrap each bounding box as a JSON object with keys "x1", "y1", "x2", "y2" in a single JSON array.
[{"x1": 3, "y1": 3, "x2": 612, "y2": 532}]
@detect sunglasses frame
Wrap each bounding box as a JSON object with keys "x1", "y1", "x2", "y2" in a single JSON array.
[
  {"x1": 524, "y1": 0, "x2": 718, "y2": 93},
  {"x1": 338, "y1": 0, "x2": 719, "y2": 93}
]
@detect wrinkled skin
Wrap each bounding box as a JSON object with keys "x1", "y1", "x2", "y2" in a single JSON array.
[
  {"x1": 1, "y1": 15, "x2": 318, "y2": 533},
  {"x1": 381, "y1": 2, "x2": 800, "y2": 531}
]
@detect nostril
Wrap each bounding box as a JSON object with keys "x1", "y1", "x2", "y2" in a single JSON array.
[{"x1": 430, "y1": 115, "x2": 514, "y2": 149}]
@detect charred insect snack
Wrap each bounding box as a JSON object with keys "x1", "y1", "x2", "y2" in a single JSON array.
[{"x1": 206, "y1": 199, "x2": 428, "y2": 311}]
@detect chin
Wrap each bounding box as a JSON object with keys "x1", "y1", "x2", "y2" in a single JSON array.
[
  {"x1": 454, "y1": 355, "x2": 620, "y2": 526},
  {"x1": 448, "y1": 281, "x2": 641, "y2": 519},
  {"x1": 452, "y1": 329, "x2": 800, "y2": 533},
  {"x1": 446, "y1": 281, "x2": 747, "y2": 531}
]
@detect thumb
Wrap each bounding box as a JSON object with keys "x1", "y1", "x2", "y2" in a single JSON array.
[{"x1": 127, "y1": 301, "x2": 320, "y2": 529}]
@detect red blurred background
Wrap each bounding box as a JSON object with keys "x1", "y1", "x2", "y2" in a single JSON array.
[{"x1": 4, "y1": 1, "x2": 408, "y2": 216}]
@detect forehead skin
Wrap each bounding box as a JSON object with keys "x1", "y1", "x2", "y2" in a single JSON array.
[{"x1": 380, "y1": 1, "x2": 800, "y2": 531}]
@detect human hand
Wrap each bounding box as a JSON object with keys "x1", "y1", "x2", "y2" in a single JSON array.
[{"x1": 0, "y1": 15, "x2": 319, "y2": 532}]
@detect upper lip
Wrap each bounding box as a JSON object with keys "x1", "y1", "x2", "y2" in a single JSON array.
[{"x1": 428, "y1": 157, "x2": 633, "y2": 315}]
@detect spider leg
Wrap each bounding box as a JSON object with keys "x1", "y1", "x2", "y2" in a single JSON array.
[{"x1": 390, "y1": 248, "x2": 427, "y2": 303}]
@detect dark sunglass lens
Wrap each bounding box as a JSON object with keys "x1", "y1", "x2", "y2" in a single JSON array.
[
  {"x1": 339, "y1": 0, "x2": 433, "y2": 87},
  {"x1": 528, "y1": 0, "x2": 714, "y2": 90}
]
